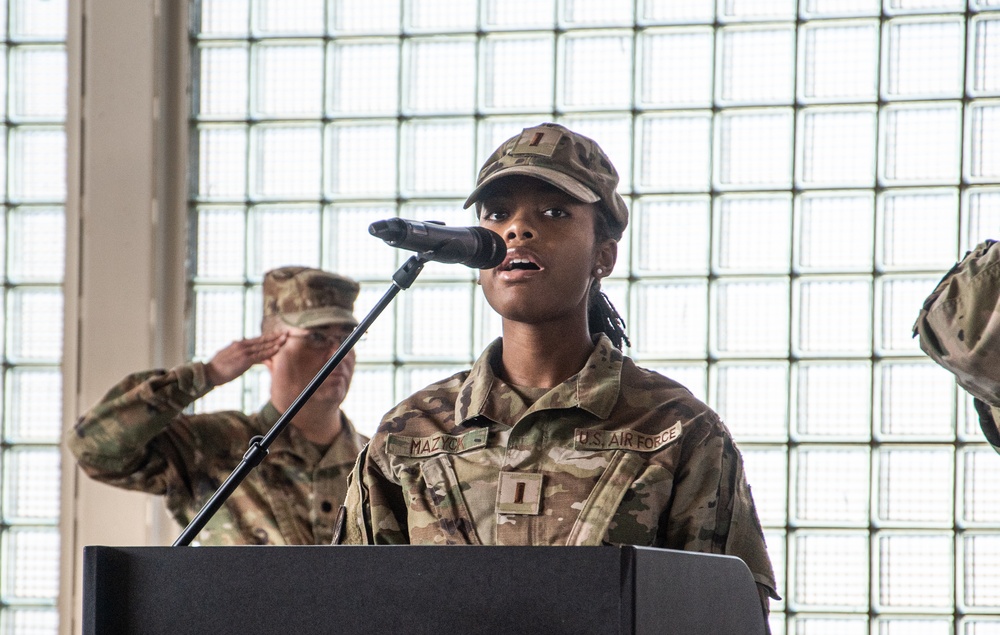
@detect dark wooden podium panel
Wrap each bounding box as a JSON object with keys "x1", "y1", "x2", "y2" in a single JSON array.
[{"x1": 83, "y1": 545, "x2": 765, "y2": 635}]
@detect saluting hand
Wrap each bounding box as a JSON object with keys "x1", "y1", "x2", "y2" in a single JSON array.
[{"x1": 204, "y1": 331, "x2": 287, "y2": 387}]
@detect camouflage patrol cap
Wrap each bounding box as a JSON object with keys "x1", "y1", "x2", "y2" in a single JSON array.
[
  {"x1": 463, "y1": 123, "x2": 629, "y2": 240},
  {"x1": 262, "y1": 266, "x2": 359, "y2": 330}
]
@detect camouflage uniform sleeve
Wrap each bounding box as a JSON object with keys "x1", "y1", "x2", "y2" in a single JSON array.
[
  {"x1": 341, "y1": 446, "x2": 371, "y2": 544},
  {"x1": 972, "y1": 398, "x2": 1000, "y2": 455},
  {"x1": 663, "y1": 424, "x2": 779, "y2": 611},
  {"x1": 65, "y1": 362, "x2": 213, "y2": 495},
  {"x1": 915, "y1": 240, "x2": 1000, "y2": 406},
  {"x1": 342, "y1": 439, "x2": 410, "y2": 544}
]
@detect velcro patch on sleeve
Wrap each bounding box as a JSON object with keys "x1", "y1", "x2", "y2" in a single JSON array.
[
  {"x1": 385, "y1": 428, "x2": 489, "y2": 458},
  {"x1": 573, "y1": 421, "x2": 682, "y2": 453}
]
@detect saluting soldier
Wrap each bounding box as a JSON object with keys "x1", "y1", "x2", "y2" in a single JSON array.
[
  {"x1": 341, "y1": 123, "x2": 778, "y2": 625},
  {"x1": 69, "y1": 266, "x2": 368, "y2": 545}
]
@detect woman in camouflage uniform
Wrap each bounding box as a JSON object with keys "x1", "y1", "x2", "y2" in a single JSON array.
[{"x1": 341, "y1": 123, "x2": 778, "y2": 620}]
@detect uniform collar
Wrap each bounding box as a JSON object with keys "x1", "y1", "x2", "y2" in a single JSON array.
[
  {"x1": 258, "y1": 402, "x2": 282, "y2": 431},
  {"x1": 455, "y1": 334, "x2": 623, "y2": 426},
  {"x1": 254, "y1": 403, "x2": 364, "y2": 465}
]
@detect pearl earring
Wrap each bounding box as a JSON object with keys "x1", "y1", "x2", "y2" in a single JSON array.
[{"x1": 595, "y1": 268, "x2": 603, "y2": 276}]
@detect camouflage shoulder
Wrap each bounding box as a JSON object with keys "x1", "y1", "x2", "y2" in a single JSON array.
[
  {"x1": 373, "y1": 370, "x2": 470, "y2": 437},
  {"x1": 618, "y1": 358, "x2": 724, "y2": 434},
  {"x1": 622, "y1": 358, "x2": 712, "y2": 413},
  {"x1": 914, "y1": 239, "x2": 1000, "y2": 404},
  {"x1": 178, "y1": 409, "x2": 259, "y2": 458},
  {"x1": 973, "y1": 398, "x2": 1000, "y2": 452}
]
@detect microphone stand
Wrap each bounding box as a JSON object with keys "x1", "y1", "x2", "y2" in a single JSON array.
[{"x1": 173, "y1": 253, "x2": 430, "y2": 546}]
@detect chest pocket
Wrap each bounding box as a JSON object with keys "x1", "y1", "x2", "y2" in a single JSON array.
[
  {"x1": 566, "y1": 450, "x2": 647, "y2": 546},
  {"x1": 419, "y1": 454, "x2": 483, "y2": 545},
  {"x1": 253, "y1": 464, "x2": 307, "y2": 545}
]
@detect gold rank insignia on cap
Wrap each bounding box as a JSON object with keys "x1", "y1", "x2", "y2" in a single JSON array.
[
  {"x1": 496, "y1": 472, "x2": 543, "y2": 515},
  {"x1": 511, "y1": 126, "x2": 563, "y2": 158}
]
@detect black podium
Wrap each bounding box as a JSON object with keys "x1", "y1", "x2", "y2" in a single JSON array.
[{"x1": 83, "y1": 545, "x2": 765, "y2": 634}]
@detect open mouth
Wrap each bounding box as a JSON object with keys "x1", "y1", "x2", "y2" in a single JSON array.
[{"x1": 502, "y1": 257, "x2": 541, "y2": 272}]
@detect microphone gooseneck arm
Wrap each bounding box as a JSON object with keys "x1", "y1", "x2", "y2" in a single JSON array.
[{"x1": 173, "y1": 254, "x2": 429, "y2": 547}]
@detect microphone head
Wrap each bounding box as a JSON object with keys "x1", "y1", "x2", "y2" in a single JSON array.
[
  {"x1": 368, "y1": 218, "x2": 406, "y2": 245},
  {"x1": 467, "y1": 227, "x2": 506, "y2": 269},
  {"x1": 367, "y1": 218, "x2": 505, "y2": 269}
]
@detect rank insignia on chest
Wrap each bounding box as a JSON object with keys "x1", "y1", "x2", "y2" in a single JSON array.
[{"x1": 496, "y1": 471, "x2": 543, "y2": 515}]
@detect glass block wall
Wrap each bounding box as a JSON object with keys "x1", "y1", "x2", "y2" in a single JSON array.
[
  {"x1": 0, "y1": 0, "x2": 66, "y2": 633},
  {"x1": 191, "y1": 1, "x2": 1000, "y2": 632}
]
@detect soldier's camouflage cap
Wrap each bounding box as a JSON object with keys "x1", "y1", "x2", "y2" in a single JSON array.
[
  {"x1": 263, "y1": 266, "x2": 359, "y2": 330},
  {"x1": 463, "y1": 123, "x2": 629, "y2": 240}
]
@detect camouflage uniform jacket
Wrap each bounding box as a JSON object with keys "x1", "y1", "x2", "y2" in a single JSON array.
[
  {"x1": 343, "y1": 335, "x2": 777, "y2": 600},
  {"x1": 914, "y1": 239, "x2": 1000, "y2": 454},
  {"x1": 68, "y1": 361, "x2": 368, "y2": 545}
]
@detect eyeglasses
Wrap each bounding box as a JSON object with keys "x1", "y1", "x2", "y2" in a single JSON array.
[{"x1": 287, "y1": 329, "x2": 353, "y2": 351}]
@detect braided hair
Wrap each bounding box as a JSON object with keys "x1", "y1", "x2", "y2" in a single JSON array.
[
  {"x1": 588, "y1": 284, "x2": 630, "y2": 350},
  {"x1": 588, "y1": 207, "x2": 630, "y2": 351}
]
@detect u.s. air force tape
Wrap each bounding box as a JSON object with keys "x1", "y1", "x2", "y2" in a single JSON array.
[
  {"x1": 385, "y1": 428, "x2": 489, "y2": 458},
  {"x1": 573, "y1": 421, "x2": 682, "y2": 452}
]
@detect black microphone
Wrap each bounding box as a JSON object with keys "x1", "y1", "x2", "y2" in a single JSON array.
[{"x1": 368, "y1": 218, "x2": 506, "y2": 269}]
